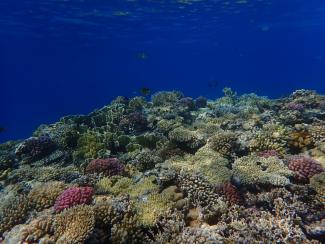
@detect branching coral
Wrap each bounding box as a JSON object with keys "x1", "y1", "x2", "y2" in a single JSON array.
[
  {"x1": 28, "y1": 181, "x2": 66, "y2": 211},
  {"x1": 0, "y1": 195, "x2": 30, "y2": 236},
  {"x1": 54, "y1": 204, "x2": 95, "y2": 243},
  {"x1": 208, "y1": 130, "x2": 238, "y2": 156}
]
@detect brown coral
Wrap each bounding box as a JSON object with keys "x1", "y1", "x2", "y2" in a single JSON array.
[
  {"x1": 21, "y1": 215, "x2": 55, "y2": 243},
  {"x1": 222, "y1": 182, "x2": 244, "y2": 205}
]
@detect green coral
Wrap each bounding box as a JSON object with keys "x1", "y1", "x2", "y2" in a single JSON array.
[
  {"x1": 168, "y1": 126, "x2": 206, "y2": 150},
  {"x1": 233, "y1": 155, "x2": 293, "y2": 186},
  {"x1": 208, "y1": 130, "x2": 238, "y2": 156},
  {"x1": 167, "y1": 145, "x2": 231, "y2": 184}
]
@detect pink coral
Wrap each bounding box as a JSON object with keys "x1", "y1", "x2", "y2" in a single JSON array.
[
  {"x1": 54, "y1": 186, "x2": 94, "y2": 213},
  {"x1": 287, "y1": 156, "x2": 324, "y2": 183}
]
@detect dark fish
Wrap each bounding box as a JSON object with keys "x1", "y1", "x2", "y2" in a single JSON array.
[
  {"x1": 208, "y1": 80, "x2": 219, "y2": 89},
  {"x1": 139, "y1": 87, "x2": 151, "y2": 96},
  {"x1": 0, "y1": 127, "x2": 5, "y2": 133}
]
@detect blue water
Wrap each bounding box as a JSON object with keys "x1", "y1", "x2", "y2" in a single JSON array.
[{"x1": 1, "y1": 0, "x2": 325, "y2": 142}]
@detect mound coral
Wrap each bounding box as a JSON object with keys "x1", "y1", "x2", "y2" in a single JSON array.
[
  {"x1": 208, "y1": 130, "x2": 238, "y2": 156},
  {"x1": 233, "y1": 155, "x2": 293, "y2": 186},
  {"x1": 86, "y1": 158, "x2": 124, "y2": 177},
  {"x1": 168, "y1": 126, "x2": 205, "y2": 151},
  {"x1": 287, "y1": 156, "x2": 324, "y2": 182},
  {"x1": 54, "y1": 186, "x2": 94, "y2": 213}
]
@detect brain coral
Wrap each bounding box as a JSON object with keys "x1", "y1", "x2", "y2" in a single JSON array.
[
  {"x1": 54, "y1": 186, "x2": 94, "y2": 213},
  {"x1": 28, "y1": 181, "x2": 66, "y2": 211},
  {"x1": 86, "y1": 158, "x2": 124, "y2": 177},
  {"x1": 233, "y1": 155, "x2": 293, "y2": 186},
  {"x1": 287, "y1": 156, "x2": 324, "y2": 182},
  {"x1": 54, "y1": 204, "x2": 95, "y2": 244}
]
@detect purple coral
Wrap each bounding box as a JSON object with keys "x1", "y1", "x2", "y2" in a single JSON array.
[
  {"x1": 54, "y1": 186, "x2": 94, "y2": 213},
  {"x1": 286, "y1": 102, "x2": 305, "y2": 110},
  {"x1": 119, "y1": 112, "x2": 148, "y2": 133},
  {"x1": 86, "y1": 158, "x2": 124, "y2": 177},
  {"x1": 15, "y1": 135, "x2": 56, "y2": 162},
  {"x1": 257, "y1": 150, "x2": 280, "y2": 158},
  {"x1": 288, "y1": 156, "x2": 324, "y2": 182}
]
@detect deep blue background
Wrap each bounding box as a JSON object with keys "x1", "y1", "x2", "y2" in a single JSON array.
[{"x1": 1, "y1": 0, "x2": 325, "y2": 142}]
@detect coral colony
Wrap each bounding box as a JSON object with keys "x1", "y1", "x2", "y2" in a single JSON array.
[{"x1": 0, "y1": 88, "x2": 325, "y2": 243}]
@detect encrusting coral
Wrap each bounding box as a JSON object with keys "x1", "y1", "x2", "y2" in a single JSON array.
[{"x1": 0, "y1": 88, "x2": 325, "y2": 243}]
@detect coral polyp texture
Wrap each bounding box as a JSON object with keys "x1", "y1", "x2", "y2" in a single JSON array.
[
  {"x1": 86, "y1": 158, "x2": 125, "y2": 177},
  {"x1": 287, "y1": 155, "x2": 324, "y2": 182},
  {"x1": 0, "y1": 88, "x2": 325, "y2": 243},
  {"x1": 54, "y1": 186, "x2": 94, "y2": 213}
]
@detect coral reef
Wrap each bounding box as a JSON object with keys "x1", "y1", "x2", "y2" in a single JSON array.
[{"x1": 0, "y1": 88, "x2": 324, "y2": 243}]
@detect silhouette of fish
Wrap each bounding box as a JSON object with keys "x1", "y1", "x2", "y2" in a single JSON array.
[
  {"x1": 139, "y1": 87, "x2": 151, "y2": 96},
  {"x1": 0, "y1": 127, "x2": 6, "y2": 133}
]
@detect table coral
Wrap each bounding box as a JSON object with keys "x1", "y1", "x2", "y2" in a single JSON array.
[{"x1": 233, "y1": 155, "x2": 293, "y2": 186}]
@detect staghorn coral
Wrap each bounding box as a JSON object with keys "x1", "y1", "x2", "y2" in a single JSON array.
[
  {"x1": 86, "y1": 158, "x2": 125, "y2": 177},
  {"x1": 28, "y1": 181, "x2": 66, "y2": 211},
  {"x1": 233, "y1": 155, "x2": 293, "y2": 186},
  {"x1": 54, "y1": 186, "x2": 94, "y2": 213},
  {"x1": 288, "y1": 129, "x2": 313, "y2": 152},
  {"x1": 152, "y1": 91, "x2": 184, "y2": 107},
  {"x1": 287, "y1": 155, "x2": 324, "y2": 183},
  {"x1": 54, "y1": 204, "x2": 95, "y2": 244}
]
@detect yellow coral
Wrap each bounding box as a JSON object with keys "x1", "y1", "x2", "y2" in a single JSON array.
[
  {"x1": 28, "y1": 181, "x2": 66, "y2": 211},
  {"x1": 54, "y1": 204, "x2": 95, "y2": 244}
]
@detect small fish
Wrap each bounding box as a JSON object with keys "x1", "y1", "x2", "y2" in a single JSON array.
[
  {"x1": 136, "y1": 52, "x2": 149, "y2": 60},
  {"x1": 139, "y1": 87, "x2": 151, "y2": 96},
  {"x1": 0, "y1": 127, "x2": 6, "y2": 133}
]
